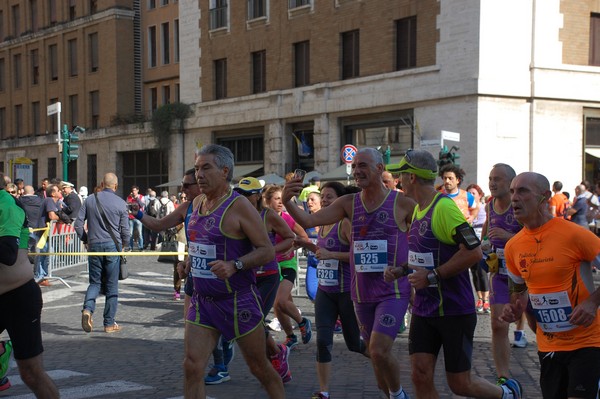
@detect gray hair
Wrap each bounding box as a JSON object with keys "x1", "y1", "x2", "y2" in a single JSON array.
[
  {"x1": 197, "y1": 144, "x2": 235, "y2": 182},
  {"x1": 492, "y1": 163, "x2": 517, "y2": 183},
  {"x1": 407, "y1": 149, "x2": 437, "y2": 184},
  {"x1": 357, "y1": 148, "x2": 384, "y2": 167}
]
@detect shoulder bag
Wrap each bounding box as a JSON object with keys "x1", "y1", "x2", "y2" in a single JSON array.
[{"x1": 94, "y1": 193, "x2": 129, "y2": 280}]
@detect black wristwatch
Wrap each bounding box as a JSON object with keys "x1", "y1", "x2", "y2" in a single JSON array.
[{"x1": 234, "y1": 259, "x2": 244, "y2": 272}]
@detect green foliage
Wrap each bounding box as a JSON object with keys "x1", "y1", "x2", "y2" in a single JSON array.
[{"x1": 151, "y1": 103, "x2": 192, "y2": 149}]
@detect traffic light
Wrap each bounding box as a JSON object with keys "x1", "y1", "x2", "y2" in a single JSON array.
[
  {"x1": 437, "y1": 145, "x2": 460, "y2": 169},
  {"x1": 66, "y1": 126, "x2": 84, "y2": 162}
]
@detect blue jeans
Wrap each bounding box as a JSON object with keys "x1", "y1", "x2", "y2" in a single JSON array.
[
  {"x1": 129, "y1": 218, "x2": 143, "y2": 249},
  {"x1": 83, "y1": 241, "x2": 120, "y2": 327},
  {"x1": 34, "y1": 239, "x2": 49, "y2": 280}
]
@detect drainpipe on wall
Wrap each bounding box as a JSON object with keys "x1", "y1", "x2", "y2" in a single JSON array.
[{"x1": 528, "y1": 0, "x2": 537, "y2": 172}]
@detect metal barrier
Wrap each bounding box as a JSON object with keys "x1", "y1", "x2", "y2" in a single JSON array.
[{"x1": 45, "y1": 221, "x2": 88, "y2": 287}]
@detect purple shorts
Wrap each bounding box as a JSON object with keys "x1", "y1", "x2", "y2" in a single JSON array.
[
  {"x1": 354, "y1": 297, "x2": 409, "y2": 341},
  {"x1": 186, "y1": 285, "x2": 264, "y2": 342},
  {"x1": 489, "y1": 273, "x2": 510, "y2": 305}
]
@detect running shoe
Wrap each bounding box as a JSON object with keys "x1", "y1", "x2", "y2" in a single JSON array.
[
  {"x1": 299, "y1": 317, "x2": 312, "y2": 344},
  {"x1": 333, "y1": 319, "x2": 343, "y2": 334},
  {"x1": 267, "y1": 318, "x2": 282, "y2": 332},
  {"x1": 282, "y1": 370, "x2": 292, "y2": 383},
  {"x1": 0, "y1": 341, "x2": 12, "y2": 379},
  {"x1": 483, "y1": 300, "x2": 491, "y2": 314},
  {"x1": 501, "y1": 378, "x2": 523, "y2": 399},
  {"x1": 476, "y1": 299, "x2": 484, "y2": 313},
  {"x1": 222, "y1": 340, "x2": 235, "y2": 366},
  {"x1": 284, "y1": 334, "x2": 299, "y2": 350},
  {"x1": 204, "y1": 364, "x2": 230, "y2": 385},
  {"x1": 0, "y1": 376, "x2": 10, "y2": 392},
  {"x1": 512, "y1": 331, "x2": 528, "y2": 348},
  {"x1": 270, "y1": 344, "x2": 290, "y2": 382},
  {"x1": 311, "y1": 392, "x2": 329, "y2": 398}
]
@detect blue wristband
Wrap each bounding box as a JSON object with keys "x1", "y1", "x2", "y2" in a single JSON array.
[{"x1": 134, "y1": 210, "x2": 144, "y2": 220}]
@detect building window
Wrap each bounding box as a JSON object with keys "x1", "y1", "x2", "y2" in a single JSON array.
[
  {"x1": 31, "y1": 101, "x2": 40, "y2": 135},
  {"x1": 89, "y1": 0, "x2": 97, "y2": 14},
  {"x1": 210, "y1": 0, "x2": 228, "y2": 30},
  {"x1": 150, "y1": 87, "x2": 157, "y2": 112},
  {"x1": 13, "y1": 54, "x2": 22, "y2": 89},
  {"x1": 161, "y1": 22, "x2": 170, "y2": 65},
  {"x1": 148, "y1": 26, "x2": 157, "y2": 67},
  {"x1": 343, "y1": 114, "x2": 414, "y2": 158},
  {"x1": 30, "y1": 0, "x2": 38, "y2": 31},
  {"x1": 148, "y1": 0, "x2": 156, "y2": 9},
  {"x1": 69, "y1": 94, "x2": 79, "y2": 126},
  {"x1": 591, "y1": 13, "x2": 600, "y2": 66},
  {"x1": 90, "y1": 90, "x2": 99, "y2": 129},
  {"x1": 217, "y1": 135, "x2": 264, "y2": 164},
  {"x1": 0, "y1": 59, "x2": 4, "y2": 91},
  {"x1": 162, "y1": 85, "x2": 170, "y2": 105},
  {"x1": 30, "y1": 49, "x2": 39, "y2": 84},
  {"x1": 48, "y1": 44, "x2": 58, "y2": 81},
  {"x1": 69, "y1": 0, "x2": 76, "y2": 20},
  {"x1": 294, "y1": 41, "x2": 309, "y2": 87},
  {"x1": 396, "y1": 16, "x2": 416, "y2": 70},
  {"x1": 68, "y1": 39, "x2": 78, "y2": 76},
  {"x1": 89, "y1": 32, "x2": 99, "y2": 72},
  {"x1": 0, "y1": 11, "x2": 4, "y2": 41},
  {"x1": 87, "y1": 154, "x2": 97, "y2": 191},
  {"x1": 252, "y1": 50, "x2": 266, "y2": 94},
  {"x1": 122, "y1": 150, "x2": 169, "y2": 192},
  {"x1": 48, "y1": 158, "x2": 57, "y2": 181},
  {"x1": 161, "y1": 0, "x2": 168, "y2": 5},
  {"x1": 341, "y1": 29, "x2": 359, "y2": 79},
  {"x1": 289, "y1": 0, "x2": 310, "y2": 8},
  {"x1": 48, "y1": 0, "x2": 56, "y2": 24},
  {"x1": 175, "y1": 83, "x2": 180, "y2": 102},
  {"x1": 214, "y1": 58, "x2": 227, "y2": 99},
  {"x1": 174, "y1": 19, "x2": 179, "y2": 62},
  {"x1": 11, "y1": 5, "x2": 20, "y2": 37},
  {"x1": 0, "y1": 108, "x2": 5, "y2": 139},
  {"x1": 14, "y1": 104, "x2": 22, "y2": 137},
  {"x1": 248, "y1": 0, "x2": 266, "y2": 19}
]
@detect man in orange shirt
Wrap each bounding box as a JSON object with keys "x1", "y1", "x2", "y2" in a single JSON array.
[
  {"x1": 548, "y1": 181, "x2": 568, "y2": 218},
  {"x1": 439, "y1": 164, "x2": 478, "y2": 224},
  {"x1": 502, "y1": 172, "x2": 600, "y2": 399}
]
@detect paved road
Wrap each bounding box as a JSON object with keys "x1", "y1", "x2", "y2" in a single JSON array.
[{"x1": 1, "y1": 254, "x2": 569, "y2": 398}]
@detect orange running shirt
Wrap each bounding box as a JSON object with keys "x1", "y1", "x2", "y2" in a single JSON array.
[
  {"x1": 549, "y1": 192, "x2": 568, "y2": 218},
  {"x1": 505, "y1": 218, "x2": 600, "y2": 352}
]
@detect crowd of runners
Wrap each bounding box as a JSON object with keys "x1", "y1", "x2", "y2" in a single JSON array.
[{"x1": 2, "y1": 144, "x2": 599, "y2": 399}]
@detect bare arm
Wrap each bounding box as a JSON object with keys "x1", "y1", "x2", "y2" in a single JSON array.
[
  {"x1": 266, "y1": 209, "x2": 295, "y2": 255},
  {"x1": 139, "y1": 201, "x2": 188, "y2": 231},
  {"x1": 209, "y1": 197, "x2": 275, "y2": 279},
  {"x1": 315, "y1": 219, "x2": 352, "y2": 262}
]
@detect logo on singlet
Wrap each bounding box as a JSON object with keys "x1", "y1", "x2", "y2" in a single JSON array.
[
  {"x1": 325, "y1": 237, "x2": 336, "y2": 247},
  {"x1": 418, "y1": 220, "x2": 429, "y2": 236},
  {"x1": 376, "y1": 211, "x2": 389, "y2": 224},
  {"x1": 203, "y1": 217, "x2": 216, "y2": 230},
  {"x1": 379, "y1": 314, "x2": 396, "y2": 328},
  {"x1": 505, "y1": 213, "x2": 515, "y2": 225}
]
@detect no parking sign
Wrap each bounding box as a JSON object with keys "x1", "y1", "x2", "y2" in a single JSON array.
[{"x1": 341, "y1": 144, "x2": 358, "y2": 164}]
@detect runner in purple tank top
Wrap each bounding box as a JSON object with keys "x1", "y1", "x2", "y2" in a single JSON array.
[
  {"x1": 181, "y1": 145, "x2": 284, "y2": 399},
  {"x1": 386, "y1": 149, "x2": 523, "y2": 399},
  {"x1": 284, "y1": 148, "x2": 415, "y2": 399}
]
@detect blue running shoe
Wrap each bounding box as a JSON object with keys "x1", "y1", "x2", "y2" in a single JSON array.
[
  {"x1": 284, "y1": 334, "x2": 299, "y2": 350},
  {"x1": 501, "y1": 378, "x2": 523, "y2": 399},
  {"x1": 204, "y1": 364, "x2": 230, "y2": 385},
  {"x1": 299, "y1": 317, "x2": 312, "y2": 344}
]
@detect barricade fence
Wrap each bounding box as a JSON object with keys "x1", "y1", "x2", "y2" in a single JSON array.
[{"x1": 44, "y1": 221, "x2": 88, "y2": 287}]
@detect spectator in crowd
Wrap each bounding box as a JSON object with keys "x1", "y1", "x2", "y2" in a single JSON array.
[
  {"x1": 19, "y1": 185, "x2": 45, "y2": 265},
  {"x1": 126, "y1": 185, "x2": 145, "y2": 251},
  {"x1": 59, "y1": 181, "x2": 82, "y2": 223},
  {"x1": 34, "y1": 184, "x2": 61, "y2": 286}
]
